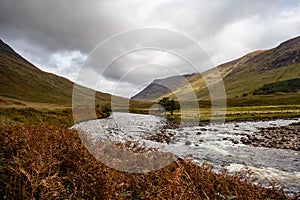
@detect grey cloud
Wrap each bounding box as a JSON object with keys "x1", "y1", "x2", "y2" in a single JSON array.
[
  {"x1": 0, "y1": 0, "x2": 129, "y2": 53},
  {"x1": 1, "y1": 0, "x2": 299, "y2": 97}
]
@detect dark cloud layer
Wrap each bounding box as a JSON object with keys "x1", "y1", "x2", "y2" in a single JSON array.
[{"x1": 1, "y1": 0, "x2": 299, "y2": 97}]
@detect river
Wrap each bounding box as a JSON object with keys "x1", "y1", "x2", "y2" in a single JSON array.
[{"x1": 72, "y1": 112, "x2": 300, "y2": 195}]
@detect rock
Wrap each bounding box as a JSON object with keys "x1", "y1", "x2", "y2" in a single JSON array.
[
  {"x1": 240, "y1": 137, "x2": 248, "y2": 143},
  {"x1": 232, "y1": 140, "x2": 239, "y2": 144},
  {"x1": 185, "y1": 141, "x2": 192, "y2": 146}
]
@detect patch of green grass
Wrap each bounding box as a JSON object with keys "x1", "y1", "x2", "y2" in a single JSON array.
[
  {"x1": 129, "y1": 93, "x2": 300, "y2": 122},
  {"x1": 0, "y1": 107, "x2": 74, "y2": 127},
  {"x1": 227, "y1": 105, "x2": 300, "y2": 112},
  {"x1": 225, "y1": 112, "x2": 300, "y2": 122},
  {"x1": 226, "y1": 92, "x2": 300, "y2": 107}
]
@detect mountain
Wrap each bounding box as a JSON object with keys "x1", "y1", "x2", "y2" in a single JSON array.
[
  {"x1": 131, "y1": 74, "x2": 194, "y2": 101},
  {"x1": 0, "y1": 39, "x2": 111, "y2": 106},
  {"x1": 132, "y1": 36, "x2": 300, "y2": 102}
]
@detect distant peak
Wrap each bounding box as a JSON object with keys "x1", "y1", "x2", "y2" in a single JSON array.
[{"x1": 0, "y1": 39, "x2": 34, "y2": 66}]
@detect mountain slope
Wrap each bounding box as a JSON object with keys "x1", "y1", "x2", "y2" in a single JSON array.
[
  {"x1": 222, "y1": 36, "x2": 300, "y2": 97},
  {"x1": 132, "y1": 74, "x2": 194, "y2": 101},
  {"x1": 0, "y1": 39, "x2": 111, "y2": 105},
  {"x1": 132, "y1": 36, "x2": 300, "y2": 102}
]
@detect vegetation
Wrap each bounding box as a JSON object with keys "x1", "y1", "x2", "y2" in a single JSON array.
[
  {"x1": 0, "y1": 107, "x2": 74, "y2": 127},
  {"x1": 253, "y1": 78, "x2": 300, "y2": 95},
  {"x1": 129, "y1": 92, "x2": 300, "y2": 123},
  {"x1": 158, "y1": 97, "x2": 181, "y2": 116}
]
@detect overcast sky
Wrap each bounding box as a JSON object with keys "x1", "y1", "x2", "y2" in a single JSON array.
[{"x1": 1, "y1": 0, "x2": 300, "y2": 97}]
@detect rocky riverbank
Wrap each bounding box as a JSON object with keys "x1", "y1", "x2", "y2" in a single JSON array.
[
  {"x1": 240, "y1": 122, "x2": 300, "y2": 151},
  {"x1": 73, "y1": 114, "x2": 300, "y2": 194}
]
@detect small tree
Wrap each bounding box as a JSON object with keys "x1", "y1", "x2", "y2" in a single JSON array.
[{"x1": 158, "y1": 97, "x2": 180, "y2": 116}]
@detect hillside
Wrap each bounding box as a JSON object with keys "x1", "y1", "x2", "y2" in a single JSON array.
[
  {"x1": 0, "y1": 39, "x2": 111, "y2": 106},
  {"x1": 222, "y1": 36, "x2": 300, "y2": 98},
  {"x1": 132, "y1": 36, "x2": 300, "y2": 102},
  {"x1": 132, "y1": 74, "x2": 194, "y2": 101}
]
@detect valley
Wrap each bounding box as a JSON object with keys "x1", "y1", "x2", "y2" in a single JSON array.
[{"x1": 0, "y1": 36, "x2": 299, "y2": 199}]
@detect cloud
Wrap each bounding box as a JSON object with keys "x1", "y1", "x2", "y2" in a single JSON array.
[{"x1": 0, "y1": 0, "x2": 299, "y2": 97}]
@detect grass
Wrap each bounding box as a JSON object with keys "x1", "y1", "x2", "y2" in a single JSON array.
[
  {"x1": 129, "y1": 97, "x2": 300, "y2": 123},
  {"x1": 164, "y1": 111, "x2": 300, "y2": 123},
  {"x1": 225, "y1": 112, "x2": 300, "y2": 122},
  {"x1": 128, "y1": 90, "x2": 300, "y2": 123},
  {"x1": 0, "y1": 107, "x2": 74, "y2": 127},
  {"x1": 226, "y1": 92, "x2": 300, "y2": 107}
]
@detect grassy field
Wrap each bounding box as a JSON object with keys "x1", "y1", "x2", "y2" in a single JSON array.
[
  {"x1": 1, "y1": 91, "x2": 300, "y2": 125},
  {"x1": 129, "y1": 92, "x2": 300, "y2": 122}
]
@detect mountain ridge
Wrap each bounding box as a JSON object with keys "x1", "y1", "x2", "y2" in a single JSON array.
[
  {"x1": 132, "y1": 36, "x2": 300, "y2": 102},
  {"x1": 0, "y1": 39, "x2": 111, "y2": 106}
]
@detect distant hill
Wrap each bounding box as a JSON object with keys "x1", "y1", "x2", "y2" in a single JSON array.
[
  {"x1": 132, "y1": 36, "x2": 300, "y2": 102},
  {"x1": 0, "y1": 39, "x2": 111, "y2": 106},
  {"x1": 132, "y1": 74, "x2": 194, "y2": 101}
]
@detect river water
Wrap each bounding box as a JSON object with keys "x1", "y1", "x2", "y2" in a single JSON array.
[{"x1": 72, "y1": 112, "x2": 300, "y2": 194}]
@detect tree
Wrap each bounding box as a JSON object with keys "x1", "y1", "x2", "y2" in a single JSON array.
[{"x1": 158, "y1": 97, "x2": 180, "y2": 116}]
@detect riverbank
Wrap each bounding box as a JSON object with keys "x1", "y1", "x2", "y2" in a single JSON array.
[
  {"x1": 73, "y1": 113, "x2": 300, "y2": 196},
  {"x1": 240, "y1": 122, "x2": 300, "y2": 151},
  {"x1": 1, "y1": 121, "x2": 299, "y2": 199}
]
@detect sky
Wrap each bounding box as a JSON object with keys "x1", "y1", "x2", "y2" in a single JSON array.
[{"x1": 0, "y1": 0, "x2": 300, "y2": 98}]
